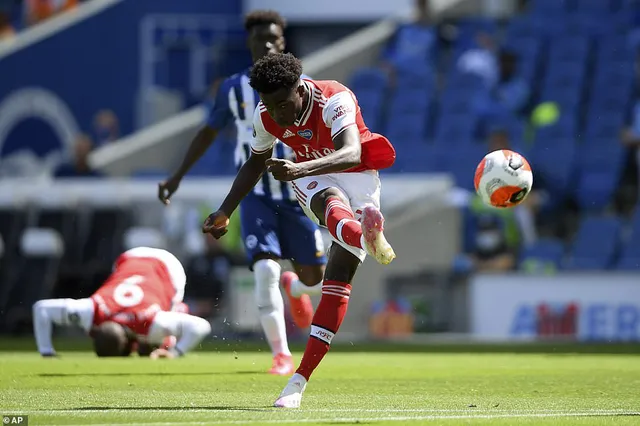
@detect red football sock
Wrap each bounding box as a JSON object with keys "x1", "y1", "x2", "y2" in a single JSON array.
[
  {"x1": 296, "y1": 280, "x2": 352, "y2": 381},
  {"x1": 324, "y1": 196, "x2": 363, "y2": 249}
]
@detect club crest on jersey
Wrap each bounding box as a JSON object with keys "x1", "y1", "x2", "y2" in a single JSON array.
[
  {"x1": 297, "y1": 129, "x2": 313, "y2": 140},
  {"x1": 307, "y1": 181, "x2": 318, "y2": 190}
]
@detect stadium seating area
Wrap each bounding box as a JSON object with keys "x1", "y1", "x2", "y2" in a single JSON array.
[{"x1": 344, "y1": 0, "x2": 640, "y2": 271}]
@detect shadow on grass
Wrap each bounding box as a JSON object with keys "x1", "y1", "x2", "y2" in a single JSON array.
[
  {"x1": 38, "y1": 370, "x2": 260, "y2": 377},
  {"x1": 3, "y1": 337, "x2": 640, "y2": 355},
  {"x1": 65, "y1": 406, "x2": 273, "y2": 412}
]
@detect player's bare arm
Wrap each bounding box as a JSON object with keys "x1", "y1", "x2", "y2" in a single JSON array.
[
  {"x1": 202, "y1": 148, "x2": 273, "y2": 238},
  {"x1": 158, "y1": 125, "x2": 219, "y2": 205},
  {"x1": 266, "y1": 126, "x2": 361, "y2": 181}
]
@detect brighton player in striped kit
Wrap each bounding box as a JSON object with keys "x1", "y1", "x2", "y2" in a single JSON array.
[{"x1": 158, "y1": 11, "x2": 326, "y2": 375}]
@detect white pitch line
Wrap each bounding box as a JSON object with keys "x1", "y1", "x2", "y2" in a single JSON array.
[
  {"x1": 3, "y1": 408, "x2": 638, "y2": 415},
  {"x1": 37, "y1": 411, "x2": 640, "y2": 426}
]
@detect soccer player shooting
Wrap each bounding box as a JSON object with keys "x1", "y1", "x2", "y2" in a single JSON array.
[{"x1": 202, "y1": 52, "x2": 397, "y2": 408}]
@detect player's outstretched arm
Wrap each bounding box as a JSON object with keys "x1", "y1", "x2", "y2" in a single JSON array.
[
  {"x1": 202, "y1": 148, "x2": 272, "y2": 238},
  {"x1": 147, "y1": 311, "x2": 212, "y2": 358},
  {"x1": 297, "y1": 126, "x2": 362, "y2": 177},
  {"x1": 158, "y1": 126, "x2": 219, "y2": 205},
  {"x1": 32, "y1": 298, "x2": 93, "y2": 356},
  {"x1": 159, "y1": 78, "x2": 234, "y2": 205}
]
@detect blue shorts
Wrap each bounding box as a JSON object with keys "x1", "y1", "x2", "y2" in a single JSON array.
[{"x1": 239, "y1": 194, "x2": 327, "y2": 267}]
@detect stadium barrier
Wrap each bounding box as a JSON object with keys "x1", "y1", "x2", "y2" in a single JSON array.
[{"x1": 470, "y1": 274, "x2": 640, "y2": 342}]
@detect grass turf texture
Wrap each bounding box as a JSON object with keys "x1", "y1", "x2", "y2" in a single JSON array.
[{"x1": 1, "y1": 340, "x2": 639, "y2": 425}]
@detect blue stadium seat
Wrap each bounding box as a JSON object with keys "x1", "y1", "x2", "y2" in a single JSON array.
[
  {"x1": 505, "y1": 17, "x2": 538, "y2": 38},
  {"x1": 433, "y1": 113, "x2": 479, "y2": 146},
  {"x1": 564, "y1": 216, "x2": 622, "y2": 270},
  {"x1": 349, "y1": 67, "x2": 389, "y2": 93},
  {"x1": 528, "y1": 143, "x2": 576, "y2": 195},
  {"x1": 394, "y1": 60, "x2": 435, "y2": 90},
  {"x1": 616, "y1": 209, "x2": 640, "y2": 269},
  {"x1": 574, "y1": 0, "x2": 616, "y2": 15},
  {"x1": 584, "y1": 112, "x2": 625, "y2": 139},
  {"x1": 589, "y1": 89, "x2": 632, "y2": 116},
  {"x1": 529, "y1": 0, "x2": 569, "y2": 16},
  {"x1": 389, "y1": 87, "x2": 431, "y2": 113},
  {"x1": 357, "y1": 89, "x2": 386, "y2": 132},
  {"x1": 432, "y1": 145, "x2": 486, "y2": 190},
  {"x1": 540, "y1": 86, "x2": 582, "y2": 111},
  {"x1": 388, "y1": 142, "x2": 434, "y2": 173},
  {"x1": 575, "y1": 144, "x2": 625, "y2": 210},
  {"x1": 534, "y1": 116, "x2": 578, "y2": 146},
  {"x1": 548, "y1": 36, "x2": 590, "y2": 63},
  {"x1": 439, "y1": 91, "x2": 475, "y2": 116},
  {"x1": 386, "y1": 112, "x2": 429, "y2": 142},
  {"x1": 545, "y1": 61, "x2": 587, "y2": 88},
  {"x1": 596, "y1": 35, "x2": 632, "y2": 63},
  {"x1": 592, "y1": 64, "x2": 634, "y2": 89},
  {"x1": 488, "y1": 117, "x2": 527, "y2": 149},
  {"x1": 519, "y1": 238, "x2": 565, "y2": 270}
]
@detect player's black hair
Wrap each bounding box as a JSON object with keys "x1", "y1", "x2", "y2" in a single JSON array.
[
  {"x1": 92, "y1": 322, "x2": 131, "y2": 357},
  {"x1": 249, "y1": 52, "x2": 303, "y2": 94},
  {"x1": 244, "y1": 10, "x2": 287, "y2": 31}
]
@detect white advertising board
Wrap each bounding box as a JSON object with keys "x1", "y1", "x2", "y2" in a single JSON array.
[{"x1": 470, "y1": 274, "x2": 640, "y2": 342}]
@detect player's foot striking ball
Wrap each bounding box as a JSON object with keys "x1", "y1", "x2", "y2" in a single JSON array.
[{"x1": 201, "y1": 52, "x2": 397, "y2": 408}]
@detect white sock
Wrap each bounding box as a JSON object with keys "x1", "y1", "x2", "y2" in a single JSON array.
[
  {"x1": 289, "y1": 279, "x2": 322, "y2": 298},
  {"x1": 253, "y1": 259, "x2": 291, "y2": 356}
]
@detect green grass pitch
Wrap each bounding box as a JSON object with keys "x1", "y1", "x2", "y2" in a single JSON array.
[{"x1": 1, "y1": 340, "x2": 639, "y2": 425}]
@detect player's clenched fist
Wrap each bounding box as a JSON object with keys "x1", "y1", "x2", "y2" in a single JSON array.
[
  {"x1": 202, "y1": 210, "x2": 230, "y2": 239},
  {"x1": 266, "y1": 158, "x2": 302, "y2": 181}
]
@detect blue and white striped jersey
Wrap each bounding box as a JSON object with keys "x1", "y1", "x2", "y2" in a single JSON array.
[{"x1": 207, "y1": 68, "x2": 304, "y2": 202}]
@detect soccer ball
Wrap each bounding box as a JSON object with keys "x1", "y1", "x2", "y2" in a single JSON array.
[{"x1": 474, "y1": 149, "x2": 533, "y2": 208}]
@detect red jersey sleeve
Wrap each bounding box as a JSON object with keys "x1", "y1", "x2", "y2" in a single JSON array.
[
  {"x1": 251, "y1": 105, "x2": 277, "y2": 154},
  {"x1": 321, "y1": 91, "x2": 358, "y2": 138}
]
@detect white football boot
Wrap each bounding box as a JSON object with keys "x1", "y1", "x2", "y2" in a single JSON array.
[
  {"x1": 273, "y1": 373, "x2": 307, "y2": 408},
  {"x1": 360, "y1": 206, "x2": 396, "y2": 265}
]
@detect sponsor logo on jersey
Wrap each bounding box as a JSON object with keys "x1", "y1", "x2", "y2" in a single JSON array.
[
  {"x1": 307, "y1": 181, "x2": 318, "y2": 190},
  {"x1": 297, "y1": 129, "x2": 313, "y2": 140},
  {"x1": 245, "y1": 235, "x2": 258, "y2": 250},
  {"x1": 296, "y1": 144, "x2": 335, "y2": 160},
  {"x1": 331, "y1": 104, "x2": 352, "y2": 122}
]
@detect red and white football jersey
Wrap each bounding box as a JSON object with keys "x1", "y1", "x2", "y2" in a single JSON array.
[
  {"x1": 251, "y1": 79, "x2": 395, "y2": 172},
  {"x1": 90, "y1": 253, "x2": 176, "y2": 335}
]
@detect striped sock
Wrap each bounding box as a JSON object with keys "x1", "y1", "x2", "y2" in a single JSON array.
[
  {"x1": 295, "y1": 280, "x2": 352, "y2": 381},
  {"x1": 324, "y1": 196, "x2": 363, "y2": 249}
]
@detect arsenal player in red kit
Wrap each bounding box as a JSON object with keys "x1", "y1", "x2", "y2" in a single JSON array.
[
  {"x1": 33, "y1": 247, "x2": 211, "y2": 358},
  {"x1": 201, "y1": 52, "x2": 397, "y2": 408}
]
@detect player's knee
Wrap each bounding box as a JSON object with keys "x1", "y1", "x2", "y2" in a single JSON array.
[
  {"x1": 194, "y1": 316, "x2": 212, "y2": 337},
  {"x1": 310, "y1": 188, "x2": 348, "y2": 222},
  {"x1": 32, "y1": 300, "x2": 44, "y2": 316},
  {"x1": 297, "y1": 265, "x2": 325, "y2": 286},
  {"x1": 253, "y1": 258, "x2": 282, "y2": 309}
]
